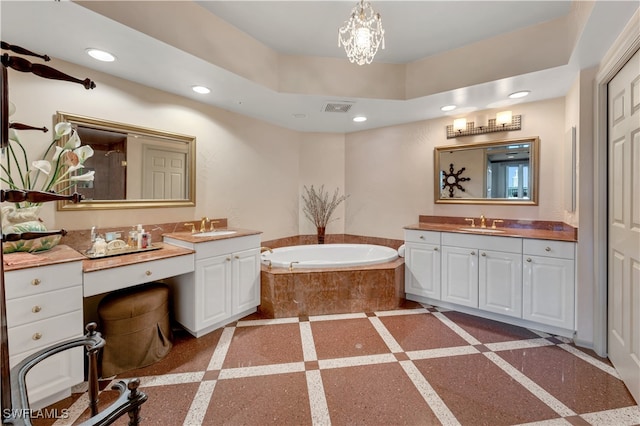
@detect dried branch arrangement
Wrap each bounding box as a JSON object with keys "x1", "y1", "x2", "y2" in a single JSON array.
[{"x1": 302, "y1": 185, "x2": 348, "y2": 228}]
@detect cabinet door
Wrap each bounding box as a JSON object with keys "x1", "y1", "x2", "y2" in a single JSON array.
[
  {"x1": 197, "y1": 254, "x2": 232, "y2": 329},
  {"x1": 232, "y1": 248, "x2": 260, "y2": 314},
  {"x1": 441, "y1": 246, "x2": 478, "y2": 307},
  {"x1": 405, "y1": 242, "x2": 441, "y2": 299},
  {"x1": 479, "y1": 250, "x2": 522, "y2": 318},
  {"x1": 523, "y1": 255, "x2": 575, "y2": 329}
]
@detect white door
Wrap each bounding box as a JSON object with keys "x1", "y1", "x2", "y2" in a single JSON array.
[
  {"x1": 441, "y1": 246, "x2": 478, "y2": 308},
  {"x1": 142, "y1": 147, "x2": 187, "y2": 199},
  {"x1": 232, "y1": 248, "x2": 261, "y2": 314},
  {"x1": 608, "y1": 47, "x2": 640, "y2": 403},
  {"x1": 405, "y1": 242, "x2": 441, "y2": 299},
  {"x1": 479, "y1": 249, "x2": 522, "y2": 318}
]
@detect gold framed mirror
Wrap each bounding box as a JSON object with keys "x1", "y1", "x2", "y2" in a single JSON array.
[
  {"x1": 55, "y1": 112, "x2": 196, "y2": 210},
  {"x1": 434, "y1": 136, "x2": 539, "y2": 205}
]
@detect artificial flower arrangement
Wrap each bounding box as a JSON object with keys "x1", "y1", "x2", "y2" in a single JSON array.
[{"x1": 1, "y1": 103, "x2": 95, "y2": 252}]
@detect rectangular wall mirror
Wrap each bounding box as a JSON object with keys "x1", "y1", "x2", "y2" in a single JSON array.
[
  {"x1": 56, "y1": 112, "x2": 196, "y2": 210},
  {"x1": 434, "y1": 136, "x2": 539, "y2": 205}
]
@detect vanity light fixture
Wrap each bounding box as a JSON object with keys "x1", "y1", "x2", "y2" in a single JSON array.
[
  {"x1": 86, "y1": 48, "x2": 115, "y2": 62},
  {"x1": 191, "y1": 85, "x2": 210, "y2": 94},
  {"x1": 509, "y1": 90, "x2": 531, "y2": 99},
  {"x1": 353, "y1": 116, "x2": 367, "y2": 122},
  {"x1": 446, "y1": 111, "x2": 522, "y2": 139},
  {"x1": 338, "y1": 0, "x2": 385, "y2": 65}
]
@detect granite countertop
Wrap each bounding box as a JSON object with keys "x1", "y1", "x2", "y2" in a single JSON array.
[
  {"x1": 3, "y1": 245, "x2": 86, "y2": 271},
  {"x1": 163, "y1": 227, "x2": 262, "y2": 244},
  {"x1": 82, "y1": 242, "x2": 194, "y2": 273},
  {"x1": 405, "y1": 215, "x2": 577, "y2": 242}
]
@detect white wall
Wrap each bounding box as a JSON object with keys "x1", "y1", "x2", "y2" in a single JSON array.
[{"x1": 345, "y1": 98, "x2": 567, "y2": 240}]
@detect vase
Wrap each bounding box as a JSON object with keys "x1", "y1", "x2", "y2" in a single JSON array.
[
  {"x1": 316, "y1": 226, "x2": 325, "y2": 244},
  {"x1": 1, "y1": 205, "x2": 61, "y2": 253}
]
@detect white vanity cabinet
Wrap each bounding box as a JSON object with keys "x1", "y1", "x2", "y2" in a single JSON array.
[
  {"x1": 164, "y1": 234, "x2": 261, "y2": 337},
  {"x1": 5, "y1": 261, "x2": 84, "y2": 409},
  {"x1": 522, "y1": 239, "x2": 575, "y2": 330},
  {"x1": 404, "y1": 230, "x2": 441, "y2": 299},
  {"x1": 441, "y1": 233, "x2": 522, "y2": 317}
]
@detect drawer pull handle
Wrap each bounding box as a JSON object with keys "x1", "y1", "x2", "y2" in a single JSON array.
[
  {"x1": 470, "y1": 251, "x2": 476, "y2": 256},
  {"x1": 526, "y1": 258, "x2": 532, "y2": 262},
  {"x1": 433, "y1": 247, "x2": 439, "y2": 251},
  {"x1": 481, "y1": 252, "x2": 486, "y2": 257},
  {"x1": 545, "y1": 247, "x2": 551, "y2": 252},
  {"x1": 145, "y1": 270, "x2": 152, "y2": 276},
  {"x1": 32, "y1": 305, "x2": 42, "y2": 313},
  {"x1": 32, "y1": 333, "x2": 42, "y2": 341},
  {"x1": 31, "y1": 278, "x2": 41, "y2": 286},
  {"x1": 234, "y1": 255, "x2": 240, "y2": 259},
  {"x1": 226, "y1": 257, "x2": 231, "y2": 261},
  {"x1": 419, "y1": 235, "x2": 425, "y2": 240}
]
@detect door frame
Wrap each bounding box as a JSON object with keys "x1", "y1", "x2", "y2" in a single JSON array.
[{"x1": 592, "y1": 10, "x2": 640, "y2": 357}]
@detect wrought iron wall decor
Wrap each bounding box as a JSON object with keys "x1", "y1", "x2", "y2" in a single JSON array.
[{"x1": 441, "y1": 163, "x2": 470, "y2": 198}]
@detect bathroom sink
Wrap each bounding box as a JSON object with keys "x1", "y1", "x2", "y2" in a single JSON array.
[
  {"x1": 458, "y1": 227, "x2": 505, "y2": 234},
  {"x1": 193, "y1": 230, "x2": 237, "y2": 237}
]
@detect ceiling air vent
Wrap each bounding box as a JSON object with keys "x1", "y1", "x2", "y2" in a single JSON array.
[{"x1": 322, "y1": 102, "x2": 354, "y2": 113}]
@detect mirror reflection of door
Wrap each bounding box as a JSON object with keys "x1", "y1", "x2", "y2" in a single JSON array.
[
  {"x1": 141, "y1": 145, "x2": 187, "y2": 199},
  {"x1": 485, "y1": 143, "x2": 530, "y2": 199},
  {"x1": 76, "y1": 126, "x2": 127, "y2": 201}
]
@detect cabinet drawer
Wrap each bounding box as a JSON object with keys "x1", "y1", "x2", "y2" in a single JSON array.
[
  {"x1": 523, "y1": 239, "x2": 575, "y2": 259},
  {"x1": 404, "y1": 230, "x2": 441, "y2": 244},
  {"x1": 5, "y1": 262, "x2": 82, "y2": 300},
  {"x1": 442, "y1": 232, "x2": 521, "y2": 253},
  {"x1": 83, "y1": 253, "x2": 195, "y2": 297},
  {"x1": 6, "y1": 286, "x2": 82, "y2": 328},
  {"x1": 8, "y1": 310, "x2": 83, "y2": 357}
]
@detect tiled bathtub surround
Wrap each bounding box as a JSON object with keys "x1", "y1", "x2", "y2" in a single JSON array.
[
  {"x1": 260, "y1": 258, "x2": 405, "y2": 318},
  {"x1": 36, "y1": 306, "x2": 638, "y2": 425}
]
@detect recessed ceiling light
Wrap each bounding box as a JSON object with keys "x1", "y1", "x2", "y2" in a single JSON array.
[
  {"x1": 86, "y1": 48, "x2": 115, "y2": 62},
  {"x1": 192, "y1": 85, "x2": 210, "y2": 94},
  {"x1": 508, "y1": 90, "x2": 530, "y2": 99},
  {"x1": 353, "y1": 116, "x2": 367, "y2": 122},
  {"x1": 440, "y1": 105, "x2": 456, "y2": 112},
  {"x1": 293, "y1": 113, "x2": 307, "y2": 119}
]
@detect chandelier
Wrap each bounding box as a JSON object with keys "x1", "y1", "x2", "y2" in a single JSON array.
[{"x1": 338, "y1": 0, "x2": 385, "y2": 65}]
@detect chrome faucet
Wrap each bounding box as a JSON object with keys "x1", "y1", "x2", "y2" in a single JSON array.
[{"x1": 480, "y1": 215, "x2": 487, "y2": 228}]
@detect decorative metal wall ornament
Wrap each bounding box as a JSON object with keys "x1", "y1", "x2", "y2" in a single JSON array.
[{"x1": 441, "y1": 163, "x2": 470, "y2": 198}]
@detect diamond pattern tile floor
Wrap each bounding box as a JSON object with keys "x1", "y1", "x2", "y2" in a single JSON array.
[{"x1": 33, "y1": 305, "x2": 639, "y2": 425}]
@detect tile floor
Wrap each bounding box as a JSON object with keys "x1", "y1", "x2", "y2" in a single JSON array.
[{"x1": 37, "y1": 304, "x2": 639, "y2": 426}]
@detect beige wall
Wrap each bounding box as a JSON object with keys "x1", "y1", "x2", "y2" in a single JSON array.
[
  {"x1": 6, "y1": 59, "x2": 570, "y2": 244},
  {"x1": 345, "y1": 98, "x2": 567, "y2": 240}
]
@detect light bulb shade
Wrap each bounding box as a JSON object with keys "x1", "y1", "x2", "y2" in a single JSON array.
[
  {"x1": 453, "y1": 118, "x2": 467, "y2": 131},
  {"x1": 496, "y1": 111, "x2": 513, "y2": 126},
  {"x1": 338, "y1": 1, "x2": 385, "y2": 65}
]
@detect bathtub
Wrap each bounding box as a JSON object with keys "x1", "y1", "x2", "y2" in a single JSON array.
[{"x1": 261, "y1": 243, "x2": 398, "y2": 269}]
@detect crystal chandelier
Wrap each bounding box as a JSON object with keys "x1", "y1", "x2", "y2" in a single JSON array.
[{"x1": 338, "y1": 0, "x2": 385, "y2": 65}]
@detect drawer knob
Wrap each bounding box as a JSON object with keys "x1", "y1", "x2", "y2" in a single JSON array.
[
  {"x1": 32, "y1": 332, "x2": 42, "y2": 341},
  {"x1": 433, "y1": 247, "x2": 439, "y2": 251},
  {"x1": 234, "y1": 255, "x2": 240, "y2": 259},
  {"x1": 145, "y1": 270, "x2": 152, "y2": 276},
  {"x1": 545, "y1": 247, "x2": 551, "y2": 252},
  {"x1": 470, "y1": 251, "x2": 476, "y2": 256},
  {"x1": 419, "y1": 235, "x2": 425, "y2": 240},
  {"x1": 32, "y1": 305, "x2": 42, "y2": 313},
  {"x1": 481, "y1": 252, "x2": 486, "y2": 257},
  {"x1": 31, "y1": 278, "x2": 41, "y2": 286},
  {"x1": 226, "y1": 257, "x2": 231, "y2": 261},
  {"x1": 526, "y1": 258, "x2": 532, "y2": 262}
]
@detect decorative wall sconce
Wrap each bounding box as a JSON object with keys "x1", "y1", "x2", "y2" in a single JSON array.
[{"x1": 446, "y1": 112, "x2": 522, "y2": 139}]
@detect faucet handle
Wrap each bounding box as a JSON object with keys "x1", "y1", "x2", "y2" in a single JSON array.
[
  {"x1": 209, "y1": 220, "x2": 220, "y2": 231},
  {"x1": 491, "y1": 219, "x2": 504, "y2": 229},
  {"x1": 184, "y1": 223, "x2": 196, "y2": 233},
  {"x1": 464, "y1": 218, "x2": 475, "y2": 227}
]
